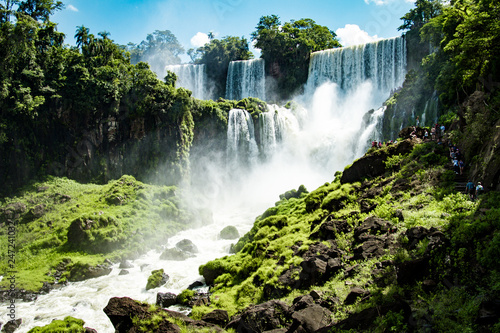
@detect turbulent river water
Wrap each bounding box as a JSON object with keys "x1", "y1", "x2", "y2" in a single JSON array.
[{"x1": 0, "y1": 200, "x2": 267, "y2": 332}]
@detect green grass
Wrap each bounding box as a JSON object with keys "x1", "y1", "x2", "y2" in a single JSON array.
[{"x1": 0, "y1": 175, "x2": 196, "y2": 291}]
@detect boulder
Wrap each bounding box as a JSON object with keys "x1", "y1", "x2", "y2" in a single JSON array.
[
  {"x1": 201, "y1": 309, "x2": 229, "y2": 326},
  {"x1": 226, "y1": 300, "x2": 293, "y2": 332},
  {"x1": 119, "y1": 260, "x2": 134, "y2": 269},
  {"x1": 310, "y1": 218, "x2": 350, "y2": 240},
  {"x1": 354, "y1": 216, "x2": 393, "y2": 242},
  {"x1": 352, "y1": 237, "x2": 387, "y2": 260},
  {"x1": 156, "y1": 292, "x2": 177, "y2": 308},
  {"x1": 290, "y1": 304, "x2": 333, "y2": 332},
  {"x1": 1, "y1": 319, "x2": 22, "y2": 333},
  {"x1": 146, "y1": 269, "x2": 169, "y2": 290},
  {"x1": 104, "y1": 297, "x2": 180, "y2": 333},
  {"x1": 219, "y1": 225, "x2": 239, "y2": 240},
  {"x1": 160, "y1": 247, "x2": 192, "y2": 261},
  {"x1": 69, "y1": 263, "x2": 112, "y2": 282},
  {"x1": 344, "y1": 287, "x2": 370, "y2": 305},
  {"x1": 341, "y1": 139, "x2": 414, "y2": 184},
  {"x1": 175, "y1": 239, "x2": 198, "y2": 253}
]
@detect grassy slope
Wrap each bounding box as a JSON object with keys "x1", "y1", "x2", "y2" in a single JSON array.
[
  {"x1": 194, "y1": 139, "x2": 500, "y2": 332},
  {"x1": 0, "y1": 175, "x2": 197, "y2": 291}
]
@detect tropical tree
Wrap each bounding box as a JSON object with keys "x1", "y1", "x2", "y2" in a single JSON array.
[
  {"x1": 126, "y1": 30, "x2": 184, "y2": 77},
  {"x1": 194, "y1": 35, "x2": 253, "y2": 98},
  {"x1": 252, "y1": 15, "x2": 341, "y2": 99}
]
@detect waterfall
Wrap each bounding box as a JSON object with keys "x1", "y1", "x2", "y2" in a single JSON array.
[
  {"x1": 226, "y1": 109, "x2": 258, "y2": 168},
  {"x1": 225, "y1": 59, "x2": 265, "y2": 101},
  {"x1": 165, "y1": 64, "x2": 208, "y2": 100},
  {"x1": 258, "y1": 105, "x2": 301, "y2": 159},
  {"x1": 306, "y1": 36, "x2": 406, "y2": 105}
]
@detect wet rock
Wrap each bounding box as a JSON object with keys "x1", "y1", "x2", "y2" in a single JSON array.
[
  {"x1": 118, "y1": 270, "x2": 129, "y2": 276},
  {"x1": 119, "y1": 260, "x2": 133, "y2": 269},
  {"x1": 160, "y1": 247, "x2": 192, "y2": 261},
  {"x1": 201, "y1": 309, "x2": 229, "y2": 327},
  {"x1": 175, "y1": 239, "x2": 198, "y2": 254},
  {"x1": 1, "y1": 319, "x2": 22, "y2": 333},
  {"x1": 187, "y1": 280, "x2": 204, "y2": 290},
  {"x1": 219, "y1": 225, "x2": 239, "y2": 240},
  {"x1": 226, "y1": 300, "x2": 293, "y2": 332},
  {"x1": 146, "y1": 269, "x2": 169, "y2": 290},
  {"x1": 69, "y1": 263, "x2": 112, "y2": 282},
  {"x1": 344, "y1": 287, "x2": 370, "y2": 305},
  {"x1": 84, "y1": 328, "x2": 97, "y2": 333},
  {"x1": 104, "y1": 297, "x2": 180, "y2": 333},
  {"x1": 156, "y1": 292, "x2": 177, "y2": 308}
]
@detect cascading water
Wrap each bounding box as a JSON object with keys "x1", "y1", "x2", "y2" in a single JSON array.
[
  {"x1": 306, "y1": 36, "x2": 406, "y2": 105},
  {"x1": 258, "y1": 105, "x2": 301, "y2": 159},
  {"x1": 165, "y1": 64, "x2": 208, "y2": 100},
  {"x1": 226, "y1": 109, "x2": 258, "y2": 169},
  {"x1": 225, "y1": 59, "x2": 265, "y2": 101}
]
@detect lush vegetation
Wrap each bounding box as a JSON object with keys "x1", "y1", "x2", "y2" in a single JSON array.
[
  {"x1": 193, "y1": 138, "x2": 499, "y2": 331},
  {"x1": 0, "y1": 175, "x2": 198, "y2": 291},
  {"x1": 191, "y1": 35, "x2": 253, "y2": 98},
  {"x1": 251, "y1": 15, "x2": 341, "y2": 100}
]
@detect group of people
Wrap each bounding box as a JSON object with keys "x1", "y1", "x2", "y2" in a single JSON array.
[
  {"x1": 466, "y1": 180, "x2": 484, "y2": 200},
  {"x1": 448, "y1": 143, "x2": 484, "y2": 200}
]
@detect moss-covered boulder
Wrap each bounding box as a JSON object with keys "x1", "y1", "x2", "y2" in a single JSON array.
[
  {"x1": 146, "y1": 269, "x2": 169, "y2": 290},
  {"x1": 219, "y1": 226, "x2": 239, "y2": 240},
  {"x1": 27, "y1": 316, "x2": 91, "y2": 333}
]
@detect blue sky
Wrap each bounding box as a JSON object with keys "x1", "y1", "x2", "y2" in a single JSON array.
[{"x1": 52, "y1": 0, "x2": 416, "y2": 62}]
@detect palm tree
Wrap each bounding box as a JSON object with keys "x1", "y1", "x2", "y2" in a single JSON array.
[{"x1": 75, "y1": 25, "x2": 90, "y2": 49}]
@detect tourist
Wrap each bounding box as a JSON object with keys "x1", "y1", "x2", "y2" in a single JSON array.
[
  {"x1": 416, "y1": 116, "x2": 420, "y2": 127},
  {"x1": 459, "y1": 160, "x2": 465, "y2": 175},
  {"x1": 465, "y1": 180, "x2": 475, "y2": 200},
  {"x1": 431, "y1": 126, "x2": 436, "y2": 141},
  {"x1": 476, "y1": 182, "x2": 484, "y2": 197},
  {"x1": 453, "y1": 158, "x2": 460, "y2": 174},
  {"x1": 424, "y1": 130, "x2": 429, "y2": 140}
]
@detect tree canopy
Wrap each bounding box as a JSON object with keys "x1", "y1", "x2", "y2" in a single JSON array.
[
  {"x1": 192, "y1": 35, "x2": 253, "y2": 98},
  {"x1": 126, "y1": 29, "x2": 185, "y2": 77},
  {"x1": 251, "y1": 15, "x2": 341, "y2": 99}
]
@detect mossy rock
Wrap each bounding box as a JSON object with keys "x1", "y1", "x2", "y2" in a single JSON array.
[
  {"x1": 27, "y1": 316, "x2": 88, "y2": 332},
  {"x1": 160, "y1": 247, "x2": 192, "y2": 261},
  {"x1": 146, "y1": 269, "x2": 169, "y2": 290},
  {"x1": 219, "y1": 226, "x2": 239, "y2": 240},
  {"x1": 68, "y1": 262, "x2": 112, "y2": 282}
]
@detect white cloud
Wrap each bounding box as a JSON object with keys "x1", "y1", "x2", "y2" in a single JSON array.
[
  {"x1": 190, "y1": 32, "x2": 210, "y2": 48},
  {"x1": 67, "y1": 4, "x2": 79, "y2": 12},
  {"x1": 335, "y1": 24, "x2": 380, "y2": 47},
  {"x1": 364, "y1": 0, "x2": 415, "y2": 5}
]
